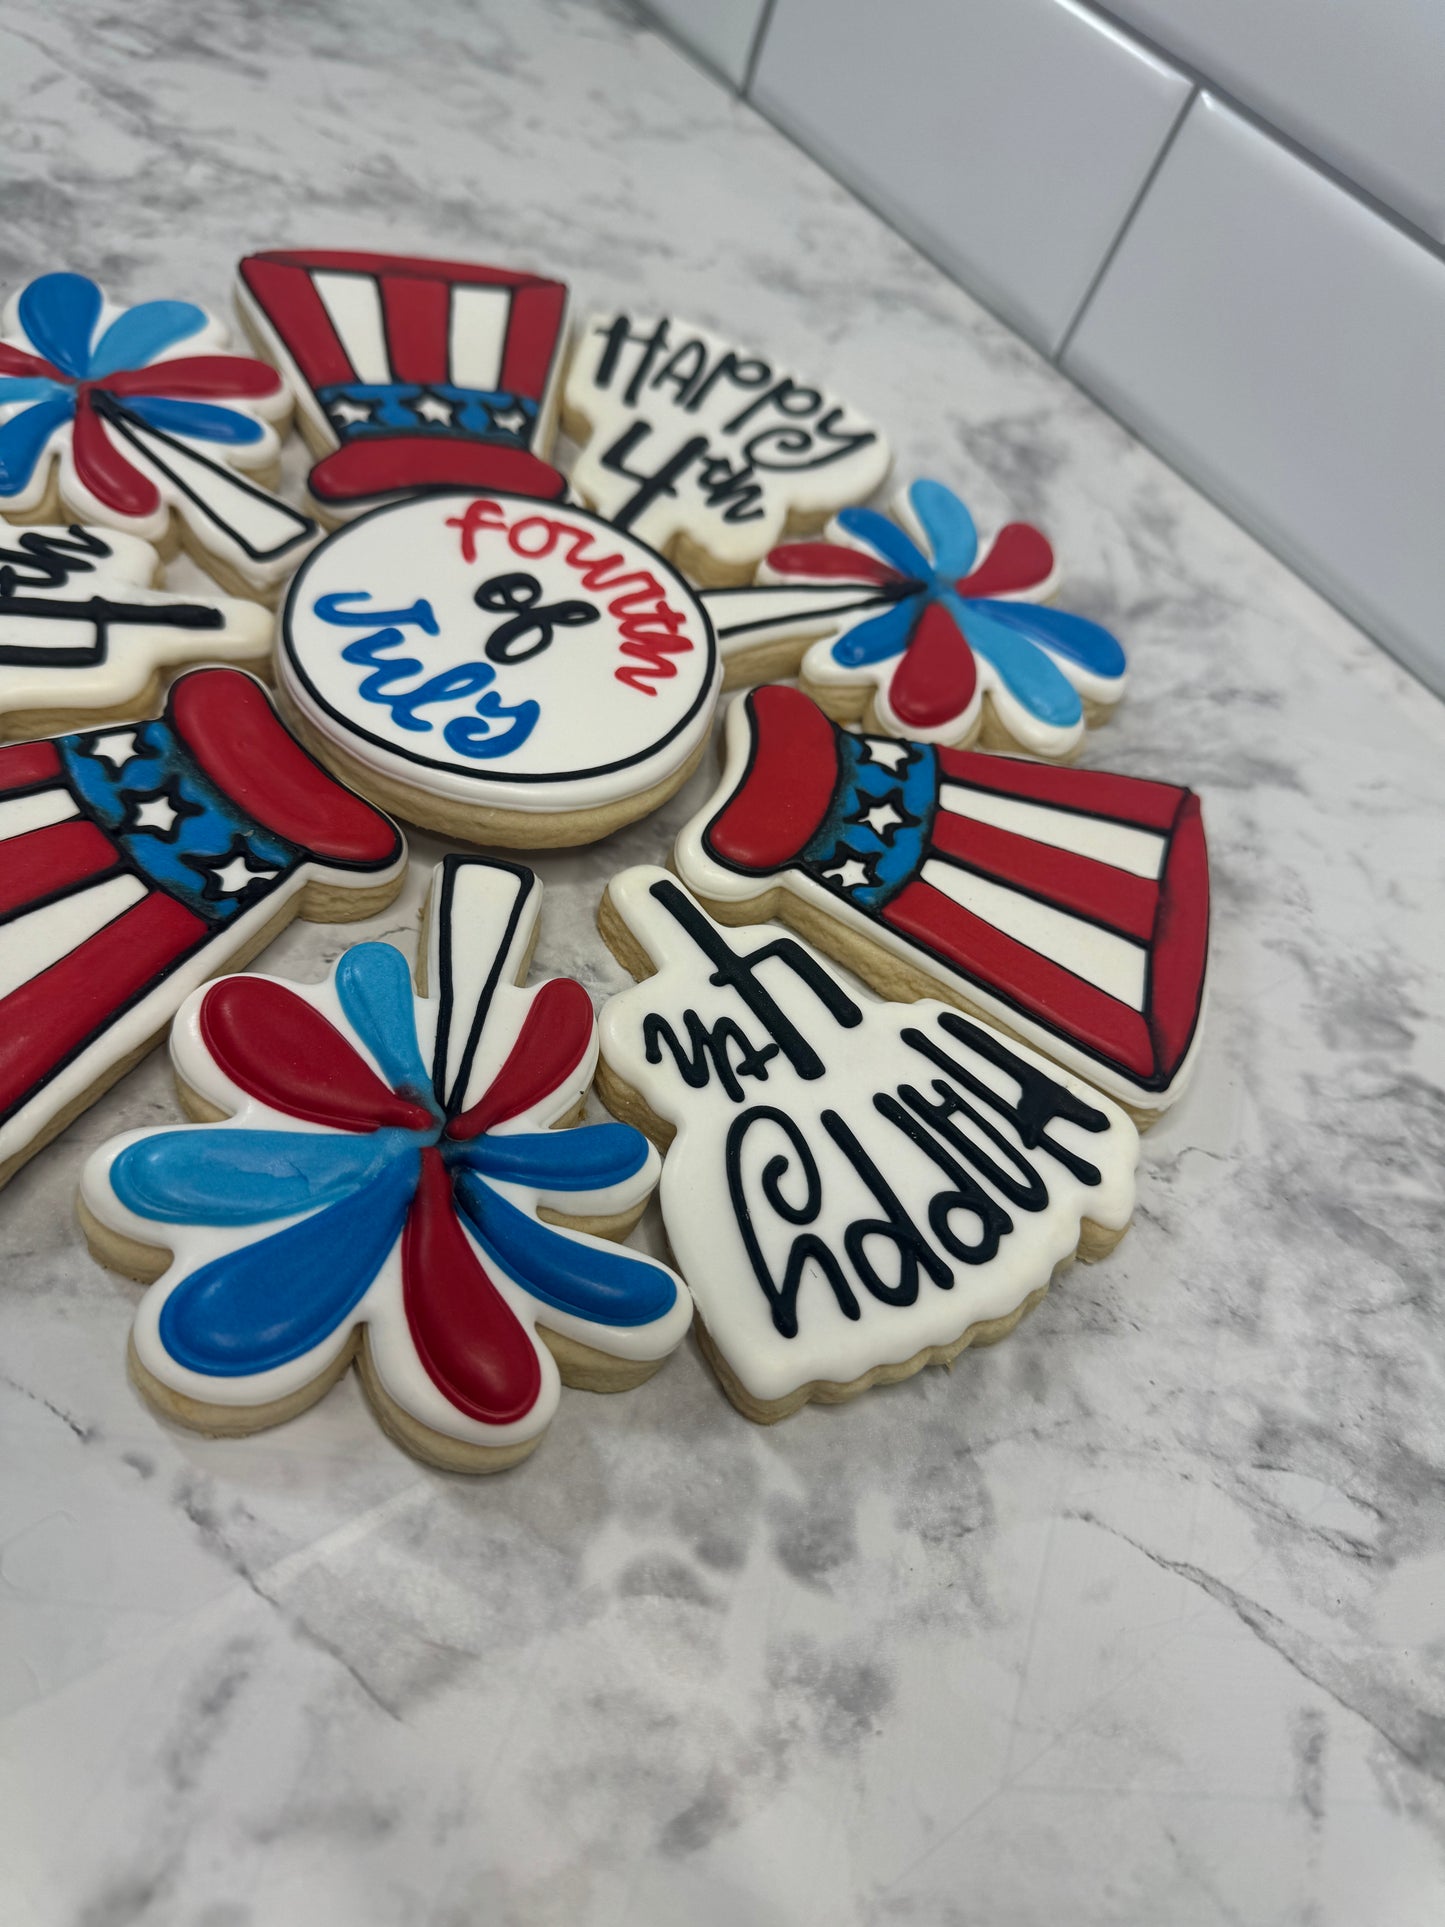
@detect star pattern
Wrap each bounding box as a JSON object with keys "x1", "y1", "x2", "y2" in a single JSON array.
[
  {"x1": 413, "y1": 394, "x2": 453, "y2": 426},
  {"x1": 85, "y1": 729, "x2": 137, "y2": 776}
]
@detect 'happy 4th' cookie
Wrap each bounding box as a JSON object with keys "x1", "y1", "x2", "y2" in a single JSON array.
[
  {"x1": 698, "y1": 478, "x2": 1127, "y2": 760},
  {"x1": 276, "y1": 489, "x2": 720, "y2": 847},
  {"x1": 236, "y1": 249, "x2": 571, "y2": 520},
  {"x1": 0, "y1": 524, "x2": 271, "y2": 739},
  {"x1": 672, "y1": 685, "x2": 1209, "y2": 1122},
  {"x1": 0, "y1": 271, "x2": 316, "y2": 600},
  {"x1": 81, "y1": 855, "x2": 692, "y2": 1473},
  {"x1": 562, "y1": 311, "x2": 890, "y2": 586},
  {"x1": 0, "y1": 667, "x2": 405, "y2": 1192},
  {"x1": 597, "y1": 866, "x2": 1138, "y2": 1422}
]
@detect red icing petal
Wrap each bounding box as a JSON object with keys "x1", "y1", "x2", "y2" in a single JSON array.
[
  {"x1": 199, "y1": 976, "x2": 434, "y2": 1131},
  {"x1": 888, "y1": 600, "x2": 978, "y2": 732},
  {"x1": 71, "y1": 391, "x2": 160, "y2": 518},
  {"x1": 766, "y1": 541, "x2": 906, "y2": 587},
  {"x1": 400, "y1": 1148, "x2": 543, "y2": 1426},
  {"x1": 102, "y1": 354, "x2": 284, "y2": 401},
  {"x1": 446, "y1": 978, "x2": 593, "y2": 1141},
  {"x1": 0, "y1": 343, "x2": 65, "y2": 381},
  {"x1": 956, "y1": 523, "x2": 1055, "y2": 599}
]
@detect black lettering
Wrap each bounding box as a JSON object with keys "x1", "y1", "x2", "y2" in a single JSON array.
[
  {"x1": 475, "y1": 571, "x2": 599, "y2": 664},
  {"x1": 726, "y1": 1106, "x2": 859, "y2": 1338},
  {"x1": 642, "y1": 1009, "x2": 778, "y2": 1104},
  {"x1": 821, "y1": 1109, "x2": 953, "y2": 1306}
]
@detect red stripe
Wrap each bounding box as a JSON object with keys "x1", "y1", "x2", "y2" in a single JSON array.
[
  {"x1": 382, "y1": 275, "x2": 450, "y2": 385},
  {"x1": 931, "y1": 811, "x2": 1158, "y2": 943},
  {"x1": 766, "y1": 541, "x2": 907, "y2": 588},
  {"x1": 0, "y1": 741, "x2": 61, "y2": 794},
  {"x1": 499, "y1": 281, "x2": 566, "y2": 398},
  {"x1": 0, "y1": 892, "x2": 207, "y2": 1120},
  {"x1": 447, "y1": 978, "x2": 593, "y2": 1140},
  {"x1": 940, "y1": 746, "x2": 1186, "y2": 832},
  {"x1": 956, "y1": 523, "x2": 1054, "y2": 598},
  {"x1": 244, "y1": 249, "x2": 563, "y2": 290},
  {"x1": 704, "y1": 685, "x2": 841, "y2": 872},
  {"x1": 1146, "y1": 794, "x2": 1209, "y2": 1082},
  {"x1": 0, "y1": 820, "x2": 119, "y2": 918},
  {"x1": 888, "y1": 599, "x2": 977, "y2": 732},
  {"x1": 102, "y1": 355, "x2": 283, "y2": 403},
  {"x1": 883, "y1": 880, "x2": 1157, "y2": 1080},
  {"x1": 0, "y1": 343, "x2": 64, "y2": 381},
  {"x1": 307, "y1": 439, "x2": 566, "y2": 507},
  {"x1": 401, "y1": 1147, "x2": 543, "y2": 1426},
  {"x1": 237, "y1": 258, "x2": 354, "y2": 387},
  {"x1": 168, "y1": 670, "x2": 400, "y2": 866},
  {"x1": 71, "y1": 392, "x2": 158, "y2": 518}
]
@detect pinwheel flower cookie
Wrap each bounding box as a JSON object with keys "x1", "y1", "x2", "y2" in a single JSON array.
[
  {"x1": 81, "y1": 856, "x2": 692, "y2": 1473},
  {"x1": 700, "y1": 478, "x2": 1126, "y2": 760},
  {"x1": 0, "y1": 271, "x2": 316, "y2": 599}
]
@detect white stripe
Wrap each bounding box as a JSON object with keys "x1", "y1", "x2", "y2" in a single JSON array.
[
  {"x1": 920, "y1": 859, "x2": 1147, "y2": 1010},
  {"x1": 449, "y1": 285, "x2": 512, "y2": 390},
  {"x1": 430, "y1": 863, "x2": 531, "y2": 1111},
  {"x1": 0, "y1": 873, "x2": 146, "y2": 1003},
  {"x1": 0, "y1": 789, "x2": 79, "y2": 841},
  {"x1": 119, "y1": 415, "x2": 313, "y2": 557},
  {"x1": 940, "y1": 782, "x2": 1164, "y2": 880},
  {"x1": 700, "y1": 582, "x2": 897, "y2": 645},
  {"x1": 313, "y1": 271, "x2": 391, "y2": 384}
]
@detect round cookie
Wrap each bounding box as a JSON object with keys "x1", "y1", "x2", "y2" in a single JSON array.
[
  {"x1": 80, "y1": 855, "x2": 692, "y2": 1472},
  {"x1": 277, "y1": 490, "x2": 721, "y2": 847},
  {"x1": 0, "y1": 271, "x2": 316, "y2": 601}
]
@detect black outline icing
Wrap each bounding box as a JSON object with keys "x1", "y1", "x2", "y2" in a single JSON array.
[{"x1": 430, "y1": 854, "x2": 537, "y2": 1113}]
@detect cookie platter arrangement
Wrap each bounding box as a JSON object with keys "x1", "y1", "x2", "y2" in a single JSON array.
[{"x1": 0, "y1": 251, "x2": 1210, "y2": 1471}]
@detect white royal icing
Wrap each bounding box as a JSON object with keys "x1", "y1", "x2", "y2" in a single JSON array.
[
  {"x1": 278, "y1": 489, "x2": 721, "y2": 814},
  {"x1": 598, "y1": 867, "x2": 1138, "y2": 1409},
  {"x1": 563, "y1": 312, "x2": 890, "y2": 574}
]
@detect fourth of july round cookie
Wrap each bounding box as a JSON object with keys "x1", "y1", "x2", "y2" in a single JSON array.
[{"x1": 276, "y1": 489, "x2": 721, "y2": 847}]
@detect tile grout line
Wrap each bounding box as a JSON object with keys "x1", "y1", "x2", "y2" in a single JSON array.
[
  {"x1": 741, "y1": 0, "x2": 780, "y2": 97},
  {"x1": 1053, "y1": 83, "x2": 1198, "y2": 366}
]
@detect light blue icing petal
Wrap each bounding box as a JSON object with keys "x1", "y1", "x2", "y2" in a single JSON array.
[
  {"x1": 17, "y1": 272, "x2": 103, "y2": 379},
  {"x1": 335, "y1": 942, "x2": 435, "y2": 1108},
  {"x1": 965, "y1": 598, "x2": 1127, "y2": 680},
  {"x1": 87, "y1": 299, "x2": 208, "y2": 378},
  {"x1": 0, "y1": 393, "x2": 76, "y2": 495},
  {"x1": 157, "y1": 1146, "x2": 420, "y2": 1376},
  {"x1": 123, "y1": 395, "x2": 264, "y2": 445},
  {"x1": 453, "y1": 1170, "x2": 676, "y2": 1327},
  {"x1": 835, "y1": 504, "x2": 929, "y2": 581},
  {"x1": 908, "y1": 478, "x2": 978, "y2": 578},
  {"x1": 449, "y1": 1121, "x2": 650, "y2": 1192},
  {"x1": 0, "y1": 376, "x2": 70, "y2": 405},
  {"x1": 945, "y1": 593, "x2": 1082, "y2": 729},
  {"x1": 111, "y1": 1126, "x2": 420, "y2": 1226},
  {"x1": 831, "y1": 593, "x2": 923, "y2": 668}
]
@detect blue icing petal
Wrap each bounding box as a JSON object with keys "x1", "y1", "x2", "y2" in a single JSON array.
[
  {"x1": 946, "y1": 594, "x2": 1082, "y2": 729},
  {"x1": 17, "y1": 272, "x2": 103, "y2": 379},
  {"x1": 966, "y1": 598, "x2": 1127, "y2": 680},
  {"x1": 0, "y1": 393, "x2": 75, "y2": 494},
  {"x1": 831, "y1": 593, "x2": 923, "y2": 668},
  {"x1": 112, "y1": 1126, "x2": 421, "y2": 1226},
  {"x1": 335, "y1": 943, "x2": 435, "y2": 1108},
  {"x1": 908, "y1": 478, "x2": 978, "y2": 579},
  {"x1": 0, "y1": 376, "x2": 70, "y2": 405},
  {"x1": 87, "y1": 299, "x2": 208, "y2": 378},
  {"x1": 158, "y1": 1146, "x2": 420, "y2": 1375},
  {"x1": 835, "y1": 505, "x2": 929, "y2": 581},
  {"x1": 453, "y1": 1170, "x2": 676, "y2": 1327},
  {"x1": 122, "y1": 396, "x2": 264, "y2": 445},
  {"x1": 449, "y1": 1122, "x2": 650, "y2": 1192}
]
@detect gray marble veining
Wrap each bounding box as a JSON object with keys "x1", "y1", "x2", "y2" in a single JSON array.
[{"x1": 0, "y1": 2, "x2": 1442, "y2": 1922}]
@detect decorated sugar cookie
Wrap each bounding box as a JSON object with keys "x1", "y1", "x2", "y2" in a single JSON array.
[
  {"x1": 699, "y1": 478, "x2": 1126, "y2": 759},
  {"x1": 0, "y1": 271, "x2": 316, "y2": 600},
  {"x1": 81, "y1": 856, "x2": 692, "y2": 1472},
  {"x1": 562, "y1": 311, "x2": 890, "y2": 586},
  {"x1": 597, "y1": 866, "x2": 1138, "y2": 1421},
  {"x1": 236, "y1": 249, "x2": 570, "y2": 518},
  {"x1": 277, "y1": 490, "x2": 720, "y2": 847},
  {"x1": 672, "y1": 686, "x2": 1209, "y2": 1121},
  {"x1": 0, "y1": 524, "x2": 271, "y2": 738},
  {"x1": 0, "y1": 667, "x2": 405, "y2": 1191}
]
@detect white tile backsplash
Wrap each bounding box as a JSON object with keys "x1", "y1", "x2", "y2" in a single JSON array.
[
  {"x1": 1101, "y1": 0, "x2": 1445, "y2": 241},
  {"x1": 751, "y1": 0, "x2": 1190, "y2": 353},
  {"x1": 1064, "y1": 94, "x2": 1445, "y2": 695}
]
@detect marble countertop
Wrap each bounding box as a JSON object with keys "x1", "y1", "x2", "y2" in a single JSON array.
[{"x1": 2, "y1": 2, "x2": 1443, "y2": 1922}]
